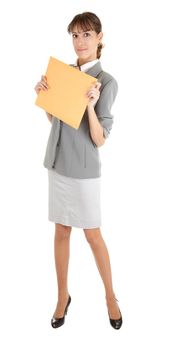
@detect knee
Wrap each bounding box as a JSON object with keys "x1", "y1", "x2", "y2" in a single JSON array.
[
  {"x1": 84, "y1": 228, "x2": 102, "y2": 248},
  {"x1": 55, "y1": 223, "x2": 72, "y2": 240}
]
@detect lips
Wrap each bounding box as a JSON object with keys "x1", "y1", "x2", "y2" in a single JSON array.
[{"x1": 77, "y1": 49, "x2": 87, "y2": 52}]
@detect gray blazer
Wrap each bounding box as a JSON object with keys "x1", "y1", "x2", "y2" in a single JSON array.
[{"x1": 43, "y1": 61, "x2": 118, "y2": 178}]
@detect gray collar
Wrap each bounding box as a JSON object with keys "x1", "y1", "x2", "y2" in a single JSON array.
[
  {"x1": 85, "y1": 61, "x2": 103, "y2": 78},
  {"x1": 69, "y1": 61, "x2": 103, "y2": 78}
]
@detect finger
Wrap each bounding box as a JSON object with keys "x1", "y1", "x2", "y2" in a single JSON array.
[
  {"x1": 90, "y1": 86, "x2": 101, "y2": 94},
  {"x1": 42, "y1": 83, "x2": 49, "y2": 89},
  {"x1": 40, "y1": 82, "x2": 48, "y2": 88},
  {"x1": 87, "y1": 91, "x2": 96, "y2": 97},
  {"x1": 95, "y1": 82, "x2": 101, "y2": 90},
  {"x1": 39, "y1": 82, "x2": 48, "y2": 90},
  {"x1": 87, "y1": 94, "x2": 98, "y2": 101},
  {"x1": 41, "y1": 79, "x2": 49, "y2": 88},
  {"x1": 41, "y1": 75, "x2": 47, "y2": 81},
  {"x1": 88, "y1": 87, "x2": 100, "y2": 94},
  {"x1": 41, "y1": 76, "x2": 49, "y2": 87},
  {"x1": 88, "y1": 93, "x2": 100, "y2": 100},
  {"x1": 42, "y1": 76, "x2": 48, "y2": 82},
  {"x1": 87, "y1": 89, "x2": 100, "y2": 95}
]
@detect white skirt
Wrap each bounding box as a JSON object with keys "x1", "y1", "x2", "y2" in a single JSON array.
[{"x1": 48, "y1": 168, "x2": 101, "y2": 229}]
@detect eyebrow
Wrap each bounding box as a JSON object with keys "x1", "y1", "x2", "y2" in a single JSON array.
[{"x1": 72, "y1": 30, "x2": 92, "y2": 34}]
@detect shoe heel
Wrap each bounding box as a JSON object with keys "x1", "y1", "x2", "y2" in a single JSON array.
[{"x1": 51, "y1": 295, "x2": 71, "y2": 329}]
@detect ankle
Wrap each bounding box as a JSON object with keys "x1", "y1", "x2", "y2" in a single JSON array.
[
  {"x1": 105, "y1": 291, "x2": 116, "y2": 299},
  {"x1": 105, "y1": 293, "x2": 118, "y2": 303},
  {"x1": 58, "y1": 291, "x2": 69, "y2": 300}
]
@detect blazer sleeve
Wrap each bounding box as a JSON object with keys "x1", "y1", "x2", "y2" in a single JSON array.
[{"x1": 95, "y1": 77, "x2": 118, "y2": 139}]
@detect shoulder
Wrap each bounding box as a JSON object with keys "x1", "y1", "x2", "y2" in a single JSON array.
[
  {"x1": 98, "y1": 70, "x2": 118, "y2": 97},
  {"x1": 99, "y1": 70, "x2": 118, "y2": 91}
]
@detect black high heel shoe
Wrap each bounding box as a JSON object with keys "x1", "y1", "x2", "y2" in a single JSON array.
[
  {"x1": 107, "y1": 298, "x2": 123, "y2": 330},
  {"x1": 51, "y1": 295, "x2": 71, "y2": 328}
]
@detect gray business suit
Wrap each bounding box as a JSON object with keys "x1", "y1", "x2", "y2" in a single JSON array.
[{"x1": 43, "y1": 61, "x2": 118, "y2": 179}]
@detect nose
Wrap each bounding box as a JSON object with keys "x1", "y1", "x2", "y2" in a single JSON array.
[{"x1": 76, "y1": 36, "x2": 85, "y2": 47}]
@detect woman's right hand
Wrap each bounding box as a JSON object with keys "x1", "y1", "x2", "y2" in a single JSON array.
[{"x1": 34, "y1": 75, "x2": 49, "y2": 94}]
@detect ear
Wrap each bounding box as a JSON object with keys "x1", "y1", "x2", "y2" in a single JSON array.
[{"x1": 98, "y1": 31, "x2": 103, "y2": 42}]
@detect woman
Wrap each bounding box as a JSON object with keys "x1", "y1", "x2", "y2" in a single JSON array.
[{"x1": 34, "y1": 12, "x2": 122, "y2": 330}]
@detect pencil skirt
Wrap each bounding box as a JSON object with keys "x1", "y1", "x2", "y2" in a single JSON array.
[{"x1": 48, "y1": 168, "x2": 101, "y2": 229}]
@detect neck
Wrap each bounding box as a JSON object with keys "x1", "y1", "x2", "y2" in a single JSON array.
[{"x1": 77, "y1": 57, "x2": 97, "y2": 66}]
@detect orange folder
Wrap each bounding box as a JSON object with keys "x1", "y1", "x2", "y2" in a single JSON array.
[{"x1": 35, "y1": 56, "x2": 97, "y2": 129}]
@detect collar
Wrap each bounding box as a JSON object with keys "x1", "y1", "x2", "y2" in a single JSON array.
[
  {"x1": 77, "y1": 59, "x2": 99, "y2": 72},
  {"x1": 84, "y1": 60, "x2": 103, "y2": 78},
  {"x1": 71, "y1": 60, "x2": 103, "y2": 78}
]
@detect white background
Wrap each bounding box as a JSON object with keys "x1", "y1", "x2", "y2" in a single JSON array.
[{"x1": 0, "y1": 0, "x2": 180, "y2": 348}]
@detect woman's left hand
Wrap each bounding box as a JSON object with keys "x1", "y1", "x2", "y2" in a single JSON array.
[{"x1": 87, "y1": 82, "x2": 101, "y2": 107}]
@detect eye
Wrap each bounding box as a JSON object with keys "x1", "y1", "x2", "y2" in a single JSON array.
[
  {"x1": 84, "y1": 32, "x2": 90, "y2": 37},
  {"x1": 72, "y1": 34, "x2": 78, "y2": 38}
]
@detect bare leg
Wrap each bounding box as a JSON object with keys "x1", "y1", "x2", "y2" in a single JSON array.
[
  {"x1": 84, "y1": 227, "x2": 121, "y2": 320},
  {"x1": 53, "y1": 223, "x2": 72, "y2": 318}
]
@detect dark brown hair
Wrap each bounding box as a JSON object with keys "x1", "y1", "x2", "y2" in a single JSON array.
[{"x1": 67, "y1": 12, "x2": 104, "y2": 59}]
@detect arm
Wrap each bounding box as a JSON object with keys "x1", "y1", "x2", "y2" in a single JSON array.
[
  {"x1": 94, "y1": 78, "x2": 118, "y2": 140},
  {"x1": 34, "y1": 75, "x2": 52, "y2": 123},
  {"x1": 87, "y1": 104, "x2": 105, "y2": 147},
  {"x1": 87, "y1": 78, "x2": 118, "y2": 146}
]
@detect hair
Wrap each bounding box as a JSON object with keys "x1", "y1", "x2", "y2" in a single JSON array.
[{"x1": 67, "y1": 12, "x2": 104, "y2": 59}]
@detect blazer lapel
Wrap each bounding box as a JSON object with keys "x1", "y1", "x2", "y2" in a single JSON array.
[{"x1": 85, "y1": 61, "x2": 103, "y2": 78}]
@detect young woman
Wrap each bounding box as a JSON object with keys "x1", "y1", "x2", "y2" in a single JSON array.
[{"x1": 34, "y1": 12, "x2": 122, "y2": 330}]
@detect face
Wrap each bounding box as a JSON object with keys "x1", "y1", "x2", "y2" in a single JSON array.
[{"x1": 71, "y1": 25, "x2": 103, "y2": 65}]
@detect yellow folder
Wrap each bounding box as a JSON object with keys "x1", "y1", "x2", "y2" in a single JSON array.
[{"x1": 35, "y1": 56, "x2": 97, "y2": 129}]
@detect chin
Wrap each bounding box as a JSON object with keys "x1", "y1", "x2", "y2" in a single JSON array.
[{"x1": 77, "y1": 52, "x2": 89, "y2": 58}]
